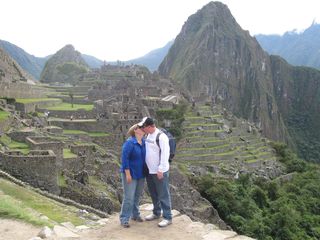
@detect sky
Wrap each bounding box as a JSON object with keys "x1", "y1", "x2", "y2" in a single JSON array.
[{"x1": 1, "y1": 0, "x2": 319, "y2": 61}]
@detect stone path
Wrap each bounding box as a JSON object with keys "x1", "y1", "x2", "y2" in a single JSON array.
[{"x1": 2, "y1": 204, "x2": 255, "y2": 240}]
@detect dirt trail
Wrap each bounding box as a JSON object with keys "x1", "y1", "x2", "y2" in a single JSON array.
[
  {"x1": 0, "y1": 205, "x2": 255, "y2": 240},
  {"x1": 0, "y1": 219, "x2": 41, "y2": 240}
]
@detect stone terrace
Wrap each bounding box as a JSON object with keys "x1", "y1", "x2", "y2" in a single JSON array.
[{"x1": 175, "y1": 104, "x2": 284, "y2": 179}]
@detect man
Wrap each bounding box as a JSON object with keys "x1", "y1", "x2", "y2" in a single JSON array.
[{"x1": 138, "y1": 117, "x2": 172, "y2": 227}]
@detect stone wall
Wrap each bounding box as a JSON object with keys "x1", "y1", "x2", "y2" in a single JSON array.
[
  {"x1": 44, "y1": 126, "x2": 63, "y2": 134},
  {"x1": 0, "y1": 116, "x2": 11, "y2": 133},
  {"x1": 50, "y1": 119, "x2": 112, "y2": 132},
  {"x1": 0, "y1": 150, "x2": 59, "y2": 194},
  {"x1": 8, "y1": 129, "x2": 36, "y2": 142},
  {"x1": 0, "y1": 82, "x2": 49, "y2": 98},
  {"x1": 26, "y1": 136, "x2": 64, "y2": 169},
  {"x1": 14, "y1": 99, "x2": 62, "y2": 114},
  {"x1": 37, "y1": 108, "x2": 96, "y2": 119}
]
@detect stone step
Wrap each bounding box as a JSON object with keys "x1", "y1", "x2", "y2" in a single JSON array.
[
  {"x1": 185, "y1": 129, "x2": 225, "y2": 138},
  {"x1": 178, "y1": 144, "x2": 233, "y2": 155},
  {"x1": 176, "y1": 151, "x2": 236, "y2": 161}
]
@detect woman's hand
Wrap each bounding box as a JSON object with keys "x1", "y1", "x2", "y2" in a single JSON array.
[
  {"x1": 126, "y1": 174, "x2": 132, "y2": 183},
  {"x1": 125, "y1": 169, "x2": 132, "y2": 183}
]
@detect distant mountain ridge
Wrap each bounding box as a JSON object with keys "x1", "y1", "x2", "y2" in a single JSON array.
[
  {"x1": 255, "y1": 22, "x2": 320, "y2": 69},
  {"x1": 0, "y1": 40, "x2": 47, "y2": 80},
  {"x1": 124, "y1": 40, "x2": 173, "y2": 71},
  {"x1": 0, "y1": 39, "x2": 172, "y2": 78}
]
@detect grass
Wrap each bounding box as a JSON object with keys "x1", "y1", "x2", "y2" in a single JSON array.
[
  {"x1": 88, "y1": 132, "x2": 109, "y2": 137},
  {"x1": 0, "y1": 193, "x2": 50, "y2": 226},
  {"x1": 63, "y1": 130, "x2": 109, "y2": 137},
  {"x1": 58, "y1": 174, "x2": 67, "y2": 187},
  {"x1": 63, "y1": 148, "x2": 77, "y2": 159},
  {"x1": 46, "y1": 103, "x2": 94, "y2": 111},
  {"x1": 15, "y1": 98, "x2": 60, "y2": 104},
  {"x1": 63, "y1": 129, "x2": 88, "y2": 135},
  {"x1": 0, "y1": 134, "x2": 30, "y2": 154},
  {"x1": 0, "y1": 178, "x2": 85, "y2": 226},
  {"x1": 0, "y1": 110, "x2": 10, "y2": 121},
  {"x1": 88, "y1": 176, "x2": 106, "y2": 192}
]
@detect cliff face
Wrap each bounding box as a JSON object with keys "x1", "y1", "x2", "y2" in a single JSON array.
[
  {"x1": 159, "y1": 1, "x2": 320, "y2": 161},
  {"x1": 40, "y1": 44, "x2": 89, "y2": 84},
  {"x1": 0, "y1": 47, "x2": 32, "y2": 82},
  {"x1": 159, "y1": 2, "x2": 288, "y2": 142},
  {"x1": 271, "y1": 56, "x2": 320, "y2": 160},
  {"x1": 0, "y1": 39, "x2": 46, "y2": 80}
]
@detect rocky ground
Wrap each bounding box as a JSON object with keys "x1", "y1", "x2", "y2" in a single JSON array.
[{"x1": 0, "y1": 204, "x2": 255, "y2": 240}]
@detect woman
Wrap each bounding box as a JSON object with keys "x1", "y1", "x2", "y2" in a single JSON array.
[{"x1": 119, "y1": 123, "x2": 146, "y2": 228}]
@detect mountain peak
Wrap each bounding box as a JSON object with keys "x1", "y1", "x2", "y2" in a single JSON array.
[{"x1": 40, "y1": 44, "x2": 88, "y2": 83}]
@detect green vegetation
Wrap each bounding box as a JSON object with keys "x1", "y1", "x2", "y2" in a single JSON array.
[
  {"x1": 156, "y1": 102, "x2": 188, "y2": 140},
  {"x1": 63, "y1": 148, "x2": 77, "y2": 159},
  {"x1": 56, "y1": 62, "x2": 88, "y2": 76},
  {"x1": 88, "y1": 176, "x2": 106, "y2": 192},
  {"x1": 63, "y1": 130, "x2": 109, "y2": 137},
  {"x1": 46, "y1": 103, "x2": 93, "y2": 111},
  {"x1": 58, "y1": 174, "x2": 67, "y2": 187},
  {"x1": 0, "y1": 110, "x2": 10, "y2": 121},
  {"x1": 0, "y1": 134, "x2": 29, "y2": 154},
  {"x1": 193, "y1": 144, "x2": 320, "y2": 240},
  {"x1": 15, "y1": 98, "x2": 60, "y2": 104},
  {"x1": 0, "y1": 178, "x2": 85, "y2": 226}
]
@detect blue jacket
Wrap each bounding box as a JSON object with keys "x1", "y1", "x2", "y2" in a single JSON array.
[{"x1": 120, "y1": 136, "x2": 146, "y2": 179}]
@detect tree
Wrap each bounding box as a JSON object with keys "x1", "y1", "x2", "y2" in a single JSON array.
[{"x1": 68, "y1": 91, "x2": 74, "y2": 108}]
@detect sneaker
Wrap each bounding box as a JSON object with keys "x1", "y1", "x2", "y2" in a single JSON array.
[
  {"x1": 121, "y1": 222, "x2": 130, "y2": 228},
  {"x1": 158, "y1": 219, "x2": 172, "y2": 227},
  {"x1": 145, "y1": 214, "x2": 160, "y2": 221},
  {"x1": 132, "y1": 216, "x2": 144, "y2": 222}
]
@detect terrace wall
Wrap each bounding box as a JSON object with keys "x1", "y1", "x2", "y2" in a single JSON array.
[{"x1": 0, "y1": 150, "x2": 59, "y2": 193}]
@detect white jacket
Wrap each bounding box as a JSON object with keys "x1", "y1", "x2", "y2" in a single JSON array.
[{"x1": 145, "y1": 128, "x2": 170, "y2": 174}]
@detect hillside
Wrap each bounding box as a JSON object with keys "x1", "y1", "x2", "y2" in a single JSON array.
[
  {"x1": 40, "y1": 45, "x2": 89, "y2": 84},
  {"x1": 255, "y1": 22, "x2": 320, "y2": 70},
  {"x1": 0, "y1": 39, "x2": 47, "y2": 80},
  {"x1": 158, "y1": 2, "x2": 320, "y2": 162}
]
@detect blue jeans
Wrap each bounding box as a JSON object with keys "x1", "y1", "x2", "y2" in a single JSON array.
[
  {"x1": 119, "y1": 173, "x2": 145, "y2": 224},
  {"x1": 146, "y1": 171, "x2": 172, "y2": 220}
]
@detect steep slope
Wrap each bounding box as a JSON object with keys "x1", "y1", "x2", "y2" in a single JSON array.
[
  {"x1": 256, "y1": 22, "x2": 320, "y2": 70},
  {"x1": 0, "y1": 39, "x2": 47, "y2": 80},
  {"x1": 40, "y1": 44, "x2": 89, "y2": 84},
  {"x1": 270, "y1": 56, "x2": 320, "y2": 161},
  {"x1": 159, "y1": 2, "x2": 288, "y2": 143},
  {"x1": 175, "y1": 104, "x2": 284, "y2": 179},
  {"x1": 0, "y1": 47, "x2": 33, "y2": 83},
  {"x1": 158, "y1": 1, "x2": 320, "y2": 162}
]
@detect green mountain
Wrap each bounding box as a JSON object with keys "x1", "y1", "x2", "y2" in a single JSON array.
[
  {"x1": 40, "y1": 45, "x2": 89, "y2": 84},
  {"x1": 255, "y1": 22, "x2": 320, "y2": 70},
  {"x1": 158, "y1": 1, "x2": 320, "y2": 162}
]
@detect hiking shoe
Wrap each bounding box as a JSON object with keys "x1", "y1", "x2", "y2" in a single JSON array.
[
  {"x1": 132, "y1": 216, "x2": 144, "y2": 222},
  {"x1": 145, "y1": 214, "x2": 160, "y2": 221},
  {"x1": 121, "y1": 222, "x2": 130, "y2": 228},
  {"x1": 158, "y1": 219, "x2": 172, "y2": 227}
]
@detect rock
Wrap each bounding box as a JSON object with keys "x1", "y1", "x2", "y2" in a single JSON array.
[
  {"x1": 96, "y1": 218, "x2": 109, "y2": 225},
  {"x1": 37, "y1": 226, "x2": 52, "y2": 238},
  {"x1": 202, "y1": 230, "x2": 237, "y2": 240},
  {"x1": 53, "y1": 225, "x2": 80, "y2": 238}
]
